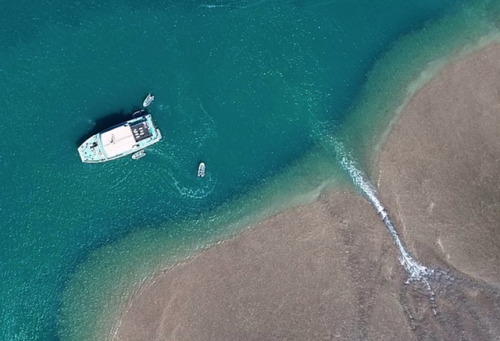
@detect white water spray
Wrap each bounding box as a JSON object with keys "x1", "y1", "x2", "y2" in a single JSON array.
[{"x1": 333, "y1": 140, "x2": 441, "y2": 312}]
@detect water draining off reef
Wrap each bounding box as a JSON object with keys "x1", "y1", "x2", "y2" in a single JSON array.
[{"x1": 332, "y1": 139, "x2": 456, "y2": 314}]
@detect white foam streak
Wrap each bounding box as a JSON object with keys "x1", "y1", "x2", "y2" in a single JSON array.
[{"x1": 333, "y1": 141, "x2": 435, "y2": 287}]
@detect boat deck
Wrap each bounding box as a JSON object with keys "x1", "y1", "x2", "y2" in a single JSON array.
[
  {"x1": 78, "y1": 114, "x2": 162, "y2": 163},
  {"x1": 78, "y1": 135, "x2": 107, "y2": 162}
]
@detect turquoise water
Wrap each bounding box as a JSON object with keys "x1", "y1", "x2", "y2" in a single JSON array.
[{"x1": 1, "y1": 0, "x2": 499, "y2": 339}]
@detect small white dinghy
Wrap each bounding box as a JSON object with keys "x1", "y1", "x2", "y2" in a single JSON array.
[
  {"x1": 143, "y1": 93, "x2": 155, "y2": 107},
  {"x1": 197, "y1": 162, "x2": 206, "y2": 177},
  {"x1": 131, "y1": 150, "x2": 146, "y2": 160}
]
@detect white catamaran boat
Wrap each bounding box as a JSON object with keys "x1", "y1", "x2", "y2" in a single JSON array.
[{"x1": 77, "y1": 94, "x2": 162, "y2": 163}]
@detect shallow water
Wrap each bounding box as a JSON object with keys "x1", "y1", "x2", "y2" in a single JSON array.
[{"x1": 1, "y1": 0, "x2": 499, "y2": 340}]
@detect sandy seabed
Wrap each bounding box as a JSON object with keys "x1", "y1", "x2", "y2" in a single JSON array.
[{"x1": 112, "y1": 44, "x2": 500, "y2": 341}]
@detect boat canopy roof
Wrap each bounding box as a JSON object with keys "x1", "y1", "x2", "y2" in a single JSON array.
[
  {"x1": 101, "y1": 125, "x2": 137, "y2": 158},
  {"x1": 130, "y1": 121, "x2": 153, "y2": 142}
]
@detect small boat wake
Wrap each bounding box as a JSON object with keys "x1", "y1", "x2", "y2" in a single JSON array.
[
  {"x1": 148, "y1": 151, "x2": 216, "y2": 199},
  {"x1": 198, "y1": 0, "x2": 268, "y2": 10},
  {"x1": 171, "y1": 172, "x2": 217, "y2": 200}
]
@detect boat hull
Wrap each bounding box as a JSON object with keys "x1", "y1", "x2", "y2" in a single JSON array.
[
  {"x1": 78, "y1": 114, "x2": 162, "y2": 163},
  {"x1": 197, "y1": 162, "x2": 206, "y2": 177}
]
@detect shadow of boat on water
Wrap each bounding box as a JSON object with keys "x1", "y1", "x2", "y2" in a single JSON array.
[{"x1": 75, "y1": 110, "x2": 140, "y2": 147}]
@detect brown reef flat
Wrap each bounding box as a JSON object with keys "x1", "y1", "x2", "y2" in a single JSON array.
[{"x1": 113, "y1": 43, "x2": 500, "y2": 341}]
